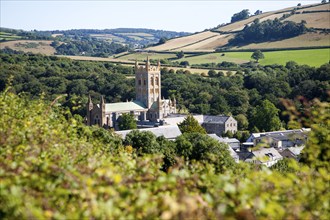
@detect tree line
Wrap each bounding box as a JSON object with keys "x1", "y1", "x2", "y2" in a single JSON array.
[{"x1": 229, "y1": 18, "x2": 308, "y2": 45}]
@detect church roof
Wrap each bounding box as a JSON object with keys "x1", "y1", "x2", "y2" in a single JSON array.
[{"x1": 105, "y1": 101, "x2": 147, "y2": 113}]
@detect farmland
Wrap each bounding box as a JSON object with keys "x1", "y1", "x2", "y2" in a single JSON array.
[
  {"x1": 0, "y1": 32, "x2": 22, "y2": 41},
  {"x1": 147, "y1": 31, "x2": 220, "y2": 51},
  {"x1": 0, "y1": 40, "x2": 56, "y2": 55},
  {"x1": 175, "y1": 48, "x2": 330, "y2": 67},
  {"x1": 147, "y1": 3, "x2": 330, "y2": 52}
]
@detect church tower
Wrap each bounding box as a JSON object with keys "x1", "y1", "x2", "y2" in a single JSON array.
[{"x1": 135, "y1": 57, "x2": 162, "y2": 121}]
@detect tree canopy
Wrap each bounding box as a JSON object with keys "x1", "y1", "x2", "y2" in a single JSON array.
[
  {"x1": 178, "y1": 114, "x2": 207, "y2": 134},
  {"x1": 231, "y1": 9, "x2": 250, "y2": 23},
  {"x1": 251, "y1": 99, "x2": 282, "y2": 132},
  {"x1": 251, "y1": 50, "x2": 265, "y2": 62},
  {"x1": 118, "y1": 113, "x2": 137, "y2": 130}
]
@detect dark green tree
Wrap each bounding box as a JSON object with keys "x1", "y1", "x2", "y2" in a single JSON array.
[
  {"x1": 251, "y1": 50, "x2": 265, "y2": 63},
  {"x1": 252, "y1": 99, "x2": 281, "y2": 131},
  {"x1": 235, "y1": 114, "x2": 249, "y2": 130},
  {"x1": 124, "y1": 130, "x2": 160, "y2": 155},
  {"x1": 178, "y1": 114, "x2": 207, "y2": 134},
  {"x1": 231, "y1": 9, "x2": 250, "y2": 22},
  {"x1": 118, "y1": 113, "x2": 137, "y2": 130},
  {"x1": 175, "y1": 133, "x2": 236, "y2": 173},
  {"x1": 158, "y1": 37, "x2": 167, "y2": 45},
  {"x1": 176, "y1": 51, "x2": 184, "y2": 59}
]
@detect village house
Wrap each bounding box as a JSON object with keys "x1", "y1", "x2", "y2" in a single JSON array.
[
  {"x1": 245, "y1": 128, "x2": 310, "y2": 149},
  {"x1": 163, "y1": 114, "x2": 237, "y2": 136},
  {"x1": 244, "y1": 147, "x2": 283, "y2": 167}
]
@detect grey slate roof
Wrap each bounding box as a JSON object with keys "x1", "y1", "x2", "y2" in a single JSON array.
[
  {"x1": 105, "y1": 101, "x2": 147, "y2": 112},
  {"x1": 115, "y1": 125, "x2": 182, "y2": 140},
  {"x1": 246, "y1": 128, "x2": 311, "y2": 143},
  {"x1": 250, "y1": 147, "x2": 283, "y2": 163},
  {"x1": 203, "y1": 115, "x2": 229, "y2": 124},
  {"x1": 207, "y1": 134, "x2": 239, "y2": 144}
]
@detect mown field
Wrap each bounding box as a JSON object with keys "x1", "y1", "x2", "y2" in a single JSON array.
[{"x1": 176, "y1": 49, "x2": 330, "y2": 67}]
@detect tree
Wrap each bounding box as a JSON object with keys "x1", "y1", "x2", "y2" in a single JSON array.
[
  {"x1": 231, "y1": 9, "x2": 250, "y2": 22},
  {"x1": 208, "y1": 70, "x2": 217, "y2": 77},
  {"x1": 176, "y1": 51, "x2": 184, "y2": 59},
  {"x1": 179, "y1": 61, "x2": 190, "y2": 66},
  {"x1": 235, "y1": 114, "x2": 249, "y2": 130},
  {"x1": 251, "y1": 50, "x2": 265, "y2": 63},
  {"x1": 175, "y1": 133, "x2": 236, "y2": 173},
  {"x1": 178, "y1": 114, "x2": 207, "y2": 134},
  {"x1": 158, "y1": 37, "x2": 167, "y2": 45},
  {"x1": 251, "y1": 99, "x2": 282, "y2": 132},
  {"x1": 118, "y1": 113, "x2": 137, "y2": 130},
  {"x1": 254, "y1": 10, "x2": 262, "y2": 15},
  {"x1": 124, "y1": 130, "x2": 160, "y2": 155}
]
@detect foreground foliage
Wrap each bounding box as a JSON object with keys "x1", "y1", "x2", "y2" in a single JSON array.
[{"x1": 0, "y1": 90, "x2": 329, "y2": 219}]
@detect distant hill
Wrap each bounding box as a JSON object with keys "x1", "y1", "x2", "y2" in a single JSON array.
[
  {"x1": 40, "y1": 28, "x2": 190, "y2": 48},
  {"x1": 147, "y1": 2, "x2": 330, "y2": 52},
  {"x1": 0, "y1": 28, "x2": 190, "y2": 56}
]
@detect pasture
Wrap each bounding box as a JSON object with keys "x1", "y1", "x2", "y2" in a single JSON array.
[
  {"x1": 178, "y1": 49, "x2": 330, "y2": 67},
  {"x1": 0, "y1": 32, "x2": 22, "y2": 41}
]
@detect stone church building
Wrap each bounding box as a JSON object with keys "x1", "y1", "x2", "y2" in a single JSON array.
[{"x1": 86, "y1": 58, "x2": 177, "y2": 129}]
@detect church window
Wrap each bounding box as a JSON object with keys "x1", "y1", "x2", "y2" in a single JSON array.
[
  {"x1": 144, "y1": 80, "x2": 146, "y2": 85},
  {"x1": 138, "y1": 79, "x2": 141, "y2": 85},
  {"x1": 155, "y1": 77, "x2": 159, "y2": 85},
  {"x1": 151, "y1": 77, "x2": 154, "y2": 85}
]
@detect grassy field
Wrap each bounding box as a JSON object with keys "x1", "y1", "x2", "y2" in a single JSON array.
[
  {"x1": 258, "y1": 48, "x2": 330, "y2": 66},
  {"x1": 0, "y1": 32, "x2": 22, "y2": 41},
  {"x1": 178, "y1": 49, "x2": 330, "y2": 67}
]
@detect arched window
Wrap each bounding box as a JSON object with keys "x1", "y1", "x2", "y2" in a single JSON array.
[
  {"x1": 151, "y1": 77, "x2": 154, "y2": 86},
  {"x1": 155, "y1": 77, "x2": 159, "y2": 85},
  {"x1": 138, "y1": 79, "x2": 141, "y2": 85},
  {"x1": 143, "y1": 79, "x2": 146, "y2": 85}
]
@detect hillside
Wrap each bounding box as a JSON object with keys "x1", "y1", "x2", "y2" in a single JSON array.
[
  {"x1": 147, "y1": 3, "x2": 330, "y2": 52},
  {"x1": 41, "y1": 28, "x2": 190, "y2": 48}
]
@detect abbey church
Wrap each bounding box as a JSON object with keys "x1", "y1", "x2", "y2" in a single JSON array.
[{"x1": 86, "y1": 58, "x2": 177, "y2": 129}]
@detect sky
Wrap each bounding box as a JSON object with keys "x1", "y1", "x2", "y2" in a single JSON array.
[{"x1": 0, "y1": 0, "x2": 321, "y2": 33}]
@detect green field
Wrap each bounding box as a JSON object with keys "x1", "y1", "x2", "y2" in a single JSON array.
[
  {"x1": 0, "y1": 32, "x2": 22, "y2": 41},
  {"x1": 178, "y1": 49, "x2": 330, "y2": 67}
]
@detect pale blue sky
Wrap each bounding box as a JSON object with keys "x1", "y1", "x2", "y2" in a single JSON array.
[{"x1": 1, "y1": 0, "x2": 320, "y2": 32}]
